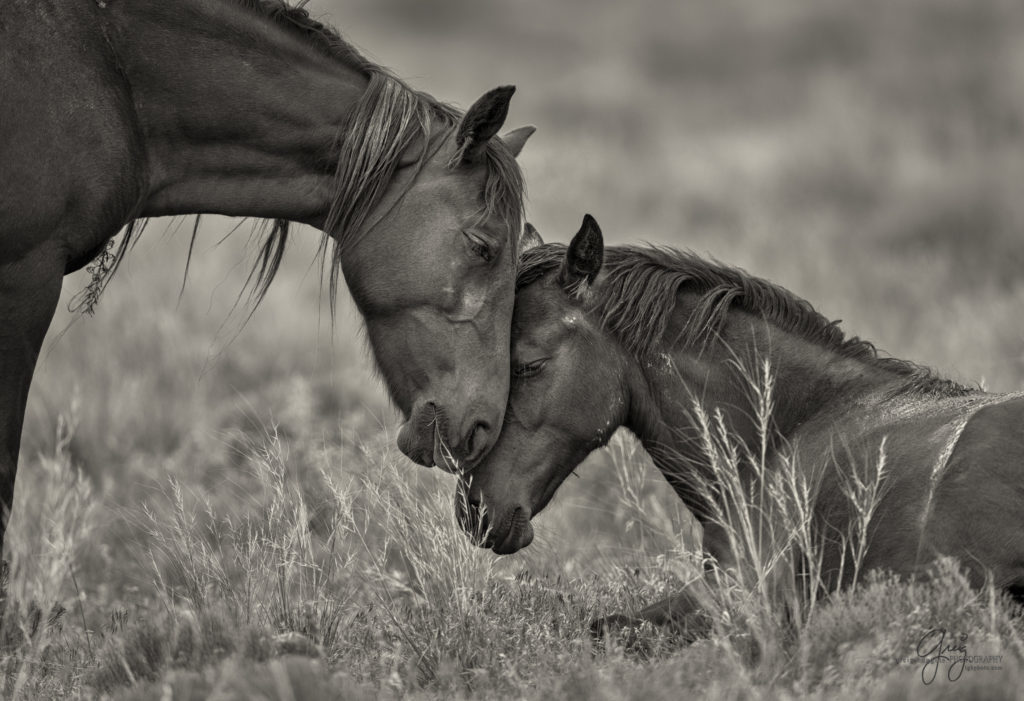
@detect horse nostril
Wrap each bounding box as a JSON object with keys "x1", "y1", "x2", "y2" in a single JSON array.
[{"x1": 398, "y1": 400, "x2": 443, "y2": 467}]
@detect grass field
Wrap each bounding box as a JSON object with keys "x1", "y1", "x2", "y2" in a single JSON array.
[{"x1": 6, "y1": 0, "x2": 1024, "y2": 697}]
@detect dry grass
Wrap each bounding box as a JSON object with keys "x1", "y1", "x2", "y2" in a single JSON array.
[
  {"x1": 6, "y1": 376, "x2": 1024, "y2": 699},
  {"x1": 6, "y1": 0, "x2": 1024, "y2": 697}
]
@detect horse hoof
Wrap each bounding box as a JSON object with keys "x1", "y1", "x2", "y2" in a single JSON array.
[
  {"x1": 589, "y1": 613, "x2": 641, "y2": 640},
  {"x1": 589, "y1": 613, "x2": 654, "y2": 656}
]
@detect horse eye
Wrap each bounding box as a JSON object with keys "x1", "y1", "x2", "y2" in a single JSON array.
[
  {"x1": 513, "y1": 358, "x2": 547, "y2": 379},
  {"x1": 464, "y1": 231, "x2": 494, "y2": 263}
]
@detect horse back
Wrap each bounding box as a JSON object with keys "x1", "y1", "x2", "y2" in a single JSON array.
[{"x1": 1, "y1": 1, "x2": 144, "y2": 264}]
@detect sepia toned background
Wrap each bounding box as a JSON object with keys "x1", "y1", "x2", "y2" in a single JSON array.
[{"x1": 10, "y1": 0, "x2": 1024, "y2": 696}]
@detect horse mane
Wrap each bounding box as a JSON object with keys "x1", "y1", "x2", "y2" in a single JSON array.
[
  {"x1": 518, "y1": 244, "x2": 971, "y2": 397},
  {"x1": 233, "y1": 0, "x2": 376, "y2": 70},
  {"x1": 71, "y1": 0, "x2": 525, "y2": 316}
]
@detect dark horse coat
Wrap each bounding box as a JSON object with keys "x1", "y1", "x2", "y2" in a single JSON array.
[
  {"x1": 0, "y1": 0, "x2": 534, "y2": 553},
  {"x1": 458, "y1": 214, "x2": 1024, "y2": 632}
]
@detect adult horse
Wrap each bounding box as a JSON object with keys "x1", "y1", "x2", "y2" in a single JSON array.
[
  {"x1": 457, "y1": 215, "x2": 1024, "y2": 636},
  {"x1": 0, "y1": 0, "x2": 534, "y2": 552}
]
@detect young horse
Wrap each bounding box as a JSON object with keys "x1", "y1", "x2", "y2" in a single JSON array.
[
  {"x1": 0, "y1": 0, "x2": 533, "y2": 551},
  {"x1": 457, "y1": 215, "x2": 1024, "y2": 635}
]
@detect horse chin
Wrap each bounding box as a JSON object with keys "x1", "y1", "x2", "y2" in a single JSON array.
[
  {"x1": 534, "y1": 470, "x2": 568, "y2": 515},
  {"x1": 492, "y1": 508, "x2": 533, "y2": 555}
]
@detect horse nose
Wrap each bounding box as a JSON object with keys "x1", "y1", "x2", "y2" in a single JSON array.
[{"x1": 397, "y1": 401, "x2": 439, "y2": 467}]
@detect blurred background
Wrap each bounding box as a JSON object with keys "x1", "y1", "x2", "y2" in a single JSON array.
[{"x1": 17, "y1": 0, "x2": 1024, "y2": 601}]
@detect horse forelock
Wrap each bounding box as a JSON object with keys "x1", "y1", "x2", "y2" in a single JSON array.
[
  {"x1": 517, "y1": 243, "x2": 970, "y2": 398},
  {"x1": 317, "y1": 71, "x2": 525, "y2": 315}
]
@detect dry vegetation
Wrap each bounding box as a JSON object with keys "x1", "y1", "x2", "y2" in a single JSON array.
[{"x1": 6, "y1": 0, "x2": 1024, "y2": 697}]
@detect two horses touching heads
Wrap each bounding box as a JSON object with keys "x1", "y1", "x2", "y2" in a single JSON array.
[
  {"x1": 2, "y1": 0, "x2": 534, "y2": 550},
  {"x1": 4, "y1": 0, "x2": 1023, "y2": 643}
]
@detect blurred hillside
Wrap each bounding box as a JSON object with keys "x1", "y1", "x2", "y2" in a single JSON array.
[{"x1": 351, "y1": 0, "x2": 1024, "y2": 377}]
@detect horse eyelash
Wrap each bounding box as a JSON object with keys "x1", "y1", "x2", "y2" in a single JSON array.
[
  {"x1": 464, "y1": 231, "x2": 495, "y2": 262},
  {"x1": 473, "y1": 241, "x2": 494, "y2": 262},
  {"x1": 513, "y1": 359, "x2": 546, "y2": 378}
]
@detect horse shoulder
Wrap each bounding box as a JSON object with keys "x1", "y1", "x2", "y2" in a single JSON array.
[
  {"x1": 785, "y1": 399, "x2": 974, "y2": 580},
  {"x1": 1, "y1": 3, "x2": 144, "y2": 263},
  {"x1": 922, "y1": 394, "x2": 1024, "y2": 588},
  {"x1": 939, "y1": 394, "x2": 1024, "y2": 484}
]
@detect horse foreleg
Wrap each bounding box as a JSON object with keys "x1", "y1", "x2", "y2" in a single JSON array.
[
  {"x1": 591, "y1": 519, "x2": 738, "y2": 643},
  {"x1": 0, "y1": 248, "x2": 64, "y2": 555},
  {"x1": 590, "y1": 577, "x2": 716, "y2": 647}
]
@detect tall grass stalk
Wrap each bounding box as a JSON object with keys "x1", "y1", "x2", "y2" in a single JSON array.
[
  {"x1": 1, "y1": 401, "x2": 98, "y2": 697},
  {"x1": 683, "y1": 358, "x2": 895, "y2": 677}
]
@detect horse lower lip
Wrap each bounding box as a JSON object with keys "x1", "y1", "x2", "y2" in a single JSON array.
[
  {"x1": 494, "y1": 534, "x2": 516, "y2": 554},
  {"x1": 432, "y1": 429, "x2": 456, "y2": 472},
  {"x1": 492, "y1": 508, "x2": 531, "y2": 555},
  {"x1": 432, "y1": 432, "x2": 442, "y2": 467}
]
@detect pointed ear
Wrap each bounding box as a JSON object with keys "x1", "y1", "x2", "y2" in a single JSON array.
[
  {"x1": 501, "y1": 125, "x2": 535, "y2": 158},
  {"x1": 559, "y1": 214, "x2": 604, "y2": 292},
  {"x1": 450, "y1": 85, "x2": 516, "y2": 167},
  {"x1": 521, "y1": 222, "x2": 544, "y2": 250}
]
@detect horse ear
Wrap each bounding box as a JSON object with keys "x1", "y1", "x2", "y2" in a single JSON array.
[
  {"x1": 451, "y1": 85, "x2": 516, "y2": 166},
  {"x1": 522, "y1": 222, "x2": 544, "y2": 250},
  {"x1": 502, "y1": 125, "x2": 535, "y2": 158},
  {"x1": 559, "y1": 214, "x2": 604, "y2": 293}
]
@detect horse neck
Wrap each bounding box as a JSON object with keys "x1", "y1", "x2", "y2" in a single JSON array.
[
  {"x1": 104, "y1": 0, "x2": 370, "y2": 226},
  {"x1": 622, "y1": 297, "x2": 900, "y2": 524}
]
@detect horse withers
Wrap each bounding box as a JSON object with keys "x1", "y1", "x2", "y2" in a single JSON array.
[
  {"x1": 456, "y1": 214, "x2": 1024, "y2": 635},
  {"x1": 0, "y1": 0, "x2": 534, "y2": 553}
]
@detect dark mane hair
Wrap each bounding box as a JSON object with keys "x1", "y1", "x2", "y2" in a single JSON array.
[
  {"x1": 70, "y1": 0, "x2": 525, "y2": 315},
  {"x1": 234, "y1": 0, "x2": 376, "y2": 69},
  {"x1": 518, "y1": 243, "x2": 970, "y2": 397}
]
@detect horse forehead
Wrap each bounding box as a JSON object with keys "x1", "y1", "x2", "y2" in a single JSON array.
[
  {"x1": 514, "y1": 283, "x2": 563, "y2": 322},
  {"x1": 513, "y1": 293, "x2": 585, "y2": 349},
  {"x1": 404, "y1": 173, "x2": 518, "y2": 242},
  {"x1": 411, "y1": 159, "x2": 488, "y2": 206}
]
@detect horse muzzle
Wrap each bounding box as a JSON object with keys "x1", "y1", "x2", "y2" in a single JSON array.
[
  {"x1": 397, "y1": 400, "x2": 451, "y2": 468},
  {"x1": 398, "y1": 400, "x2": 495, "y2": 472},
  {"x1": 396, "y1": 417, "x2": 435, "y2": 467},
  {"x1": 491, "y1": 506, "x2": 534, "y2": 555},
  {"x1": 456, "y1": 485, "x2": 534, "y2": 555}
]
